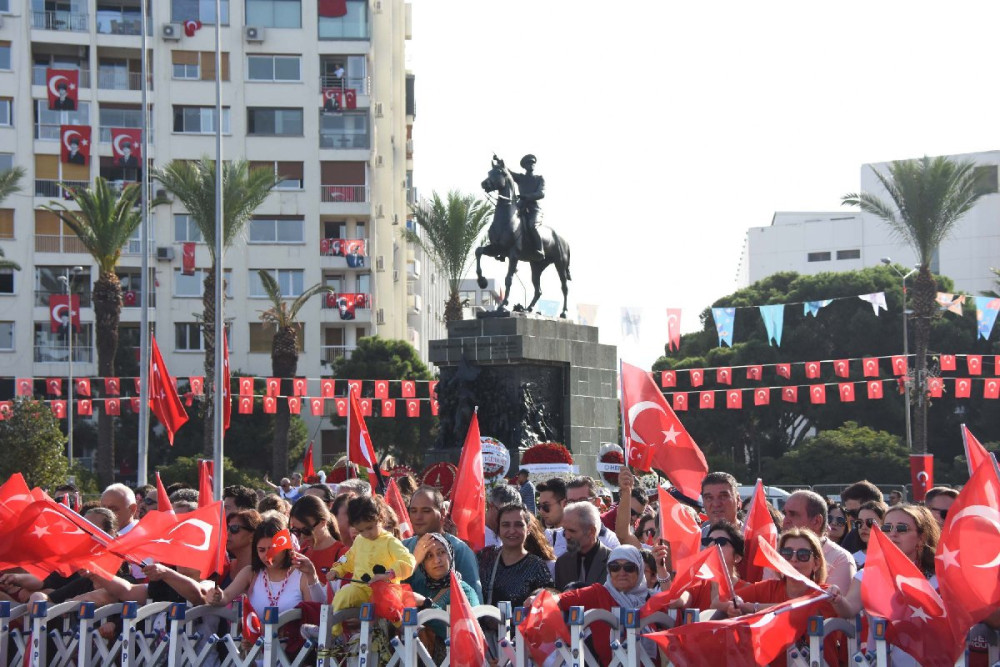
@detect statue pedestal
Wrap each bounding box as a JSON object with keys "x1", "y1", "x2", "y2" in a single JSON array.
[{"x1": 428, "y1": 312, "x2": 618, "y2": 477}]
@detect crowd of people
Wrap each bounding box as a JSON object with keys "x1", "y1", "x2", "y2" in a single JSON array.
[{"x1": 0, "y1": 464, "x2": 987, "y2": 665}]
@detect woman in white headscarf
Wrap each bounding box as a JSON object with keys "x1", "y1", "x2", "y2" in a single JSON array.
[{"x1": 556, "y1": 545, "x2": 650, "y2": 665}]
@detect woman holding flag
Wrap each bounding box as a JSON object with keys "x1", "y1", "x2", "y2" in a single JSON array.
[{"x1": 289, "y1": 495, "x2": 347, "y2": 584}]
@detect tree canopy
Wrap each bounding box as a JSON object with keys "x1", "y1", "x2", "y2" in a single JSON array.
[{"x1": 0, "y1": 399, "x2": 69, "y2": 489}]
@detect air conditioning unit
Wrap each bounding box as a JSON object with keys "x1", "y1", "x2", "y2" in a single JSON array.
[
  {"x1": 374, "y1": 204, "x2": 384, "y2": 218},
  {"x1": 376, "y1": 308, "x2": 385, "y2": 325},
  {"x1": 374, "y1": 155, "x2": 384, "y2": 168},
  {"x1": 374, "y1": 0, "x2": 384, "y2": 13},
  {"x1": 391, "y1": 214, "x2": 399, "y2": 226},
  {"x1": 392, "y1": 269, "x2": 399, "y2": 283},
  {"x1": 0, "y1": 16, "x2": 5, "y2": 28},
  {"x1": 373, "y1": 102, "x2": 384, "y2": 118},
  {"x1": 156, "y1": 246, "x2": 175, "y2": 261},
  {"x1": 162, "y1": 23, "x2": 181, "y2": 40},
  {"x1": 375, "y1": 255, "x2": 385, "y2": 272},
  {"x1": 244, "y1": 25, "x2": 264, "y2": 42}
]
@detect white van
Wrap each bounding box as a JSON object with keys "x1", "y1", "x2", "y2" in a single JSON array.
[{"x1": 737, "y1": 485, "x2": 792, "y2": 511}]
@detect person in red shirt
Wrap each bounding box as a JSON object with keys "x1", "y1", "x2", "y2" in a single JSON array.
[{"x1": 290, "y1": 495, "x2": 348, "y2": 584}]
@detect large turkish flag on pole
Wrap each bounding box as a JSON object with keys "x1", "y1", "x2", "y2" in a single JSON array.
[
  {"x1": 347, "y1": 387, "x2": 380, "y2": 490},
  {"x1": 451, "y1": 412, "x2": 485, "y2": 552},
  {"x1": 621, "y1": 361, "x2": 707, "y2": 499}
]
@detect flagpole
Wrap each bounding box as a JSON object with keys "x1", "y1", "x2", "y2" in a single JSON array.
[
  {"x1": 135, "y1": 0, "x2": 151, "y2": 486},
  {"x1": 211, "y1": 0, "x2": 225, "y2": 501},
  {"x1": 345, "y1": 385, "x2": 352, "y2": 480}
]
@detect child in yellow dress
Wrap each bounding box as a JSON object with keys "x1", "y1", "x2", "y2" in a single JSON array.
[{"x1": 329, "y1": 495, "x2": 416, "y2": 633}]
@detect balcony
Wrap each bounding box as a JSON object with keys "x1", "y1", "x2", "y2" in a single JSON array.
[
  {"x1": 121, "y1": 289, "x2": 154, "y2": 308},
  {"x1": 34, "y1": 344, "x2": 94, "y2": 363},
  {"x1": 407, "y1": 258, "x2": 420, "y2": 279},
  {"x1": 407, "y1": 293, "x2": 422, "y2": 314},
  {"x1": 319, "y1": 132, "x2": 370, "y2": 150},
  {"x1": 319, "y1": 74, "x2": 369, "y2": 95},
  {"x1": 97, "y1": 69, "x2": 151, "y2": 91},
  {"x1": 34, "y1": 179, "x2": 90, "y2": 199},
  {"x1": 32, "y1": 66, "x2": 91, "y2": 88},
  {"x1": 35, "y1": 233, "x2": 89, "y2": 254},
  {"x1": 320, "y1": 345, "x2": 356, "y2": 364},
  {"x1": 99, "y1": 126, "x2": 150, "y2": 142},
  {"x1": 96, "y1": 13, "x2": 151, "y2": 35},
  {"x1": 320, "y1": 184, "x2": 368, "y2": 203},
  {"x1": 32, "y1": 10, "x2": 90, "y2": 32}
]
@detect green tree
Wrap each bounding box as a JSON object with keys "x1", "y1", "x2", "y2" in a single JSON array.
[
  {"x1": 0, "y1": 399, "x2": 69, "y2": 489},
  {"x1": 0, "y1": 166, "x2": 25, "y2": 271},
  {"x1": 152, "y1": 158, "x2": 280, "y2": 456},
  {"x1": 407, "y1": 191, "x2": 492, "y2": 321},
  {"x1": 843, "y1": 156, "x2": 983, "y2": 455},
  {"x1": 155, "y1": 455, "x2": 265, "y2": 491},
  {"x1": 330, "y1": 337, "x2": 435, "y2": 467},
  {"x1": 41, "y1": 178, "x2": 154, "y2": 486},
  {"x1": 256, "y1": 270, "x2": 333, "y2": 477}
]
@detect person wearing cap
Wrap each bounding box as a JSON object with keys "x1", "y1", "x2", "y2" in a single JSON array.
[
  {"x1": 508, "y1": 153, "x2": 546, "y2": 262},
  {"x1": 66, "y1": 137, "x2": 86, "y2": 165},
  {"x1": 514, "y1": 468, "x2": 535, "y2": 512},
  {"x1": 116, "y1": 140, "x2": 138, "y2": 168},
  {"x1": 52, "y1": 81, "x2": 75, "y2": 110}
]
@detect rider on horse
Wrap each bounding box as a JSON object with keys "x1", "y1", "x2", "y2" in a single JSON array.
[{"x1": 502, "y1": 154, "x2": 546, "y2": 262}]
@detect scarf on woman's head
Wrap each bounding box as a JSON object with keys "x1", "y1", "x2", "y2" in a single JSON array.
[
  {"x1": 418, "y1": 532, "x2": 458, "y2": 593},
  {"x1": 603, "y1": 545, "x2": 649, "y2": 609}
]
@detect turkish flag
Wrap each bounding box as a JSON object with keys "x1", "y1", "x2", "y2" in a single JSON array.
[
  {"x1": 221, "y1": 331, "x2": 231, "y2": 431},
  {"x1": 149, "y1": 336, "x2": 189, "y2": 445},
  {"x1": 183, "y1": 18, "x2": 202, "y2": 36},
  {"x1": 59, "y1": 124, "x2": 91, "y2": 165},
  {"x1": 665, "y1": 308, "x2": 682, "y2": 351},
  {"x1": 753, "y1": 388, "x2": 770, "y2": 406},
  {"x1": 181, "y1": 242, "x2": 196, "y2": 275},
  {"x1": 776, "y1": 363, "x2": 791, "y2": 379},
  {"x1": 449, "y1": 570, "x2": 486, "y2": 666},
  {"x1": 940, "y1": 354, "x2": 957, "y2": 371},
  {"x1": 0, "y1": 473, "x2": 33, "y2": 527},
  {"x1": 155, "y1": 472, "x2": 173, "y2": 513},
  {"x1": 310, "y1": 398, "x2": 325, "y2": 416},
  {"x1": 348, "y1": 389, "x2": 381, "y2": 490},
  {"x1": 936, "y1": 456, "x2": 1000, "y2": 642},
  {"x1": 77, "y1": 399, "x2": 92, "y2": 416},
  {"x1": 318, "y1": 0, "x2": 348, "y2": 19},
  {"x1": 746, "y1": 365, "x2": 762, "y2": 381},
  {"x1": 968, "y1": 355, "x2": 983, "y2": 375},
  {"x1": 672, "y1": 392, "x2": 688, "y2": 411},
  {"x1": 335, "y1": 397, "x2": 348, "y2": 417},
  {"x1": 287, "y1": 396, "x2": 301, "y2": 414},
  {"x1": 104, "y1": 398, "x2": 120, "y2": 416},
  {"x1": 782, "y1": 386, "x2": 798, "y2": 403},
  {"x1": 827, "y1": 359, "x2": 846, "y2": 378},
  {"x1": 265, "y1": 377, "x2": 279, "y2": 397},
  {"x1": 892, "y1": 355, "x2": 908, "y2": 376},
  {"x1": 928, "y1": 377, "x2": 944, "y2": 397},
  {"x1": 50, "y1": 294, "x2": 80, "y2": 334},
  {"x1": 51, "y1": 400, "x2": 66, "y2": 418},
  {"x1": 134, "y1": 377, "x2": 142, "y2": 393},
  {"x1": 863, "y1": 357, "x2": 880, "y2": 377},
  {"x1": 804, "y1": 361, "x2": 821, "y2": 379},
  {"x1": 519, "y1": 590, "x2": 571, "y2": 666},
  {"x1": 726, "y1": 389, "x2": 742, "y2": 409},
  {"x1": 103, "y1": 377, "x2": 120, "y2": 396},
  {"x1": 621, "y1": 362, "x2": 708, "y2": 499},
  {"x1": 385, "y1": 478, "x2": 413, "y2": 539},
  {"x1": 661, "y1": 370, "x2": 676, "y2": 388},
  {"x1": 809, "y1": 384, "x2": 826, "y2": 404},
  {"x1": 868, "y1": 380, "x2": 884, "y2": 399},
  {"x1": 189, "y1": 376, "x2": 204, "y2": 395},
  {"x1": 198, "y1": 460, "x2": 214, "y2": 506},
  {"x1": 742, "y1": 480, "x2": 779, "y2": 583},
  {"x1": 752, "y1": 536, "x2": 825, "y2": 593},
  {"x1": 303, "y1": 442, "x2": 315, "y2": 479},
  {"x1": 405, "y1": 399, "x2": 420, "y2": 417},
  {"x1": 381, "y1": 399, "x2": 396, "y2": 417},
  {"x1": 238, "y1": 396, "x2": 253, "y2": 414},
  {"x1": 320, "y1": 379, "x2": 335, "y2": 398},
  {"x1": 641, "y1": 544, "x2": 734, "y2": 616},
  {"x1": 657, "y1": 485, "x2": 701, "y2": 569},
  {"x1": 699, "y1": 391, "x2": 715, "y2": 409},
  {"x1": 839, "y1": 382, "x2": 855, "y2": 402},
  {"x1": 109, "y1": 501, "x2": 225, "y2": 578},
  {"x1": 266, "y1": 529, "x2": 293, "y2": 565},
  {"x1": 75, "y1": 378, "x2": 90, "y2": 397},
  {"x1": 864, "y1": 527, "x2": 962, "y2": 667},
  {"x1": 955, "y1": 378, "x2": 972, "y2": 398},
  {"x1": 129, "y1": 397, "x2": 141, "y2": 413},
  {"x1": 0, "y1": 402, "x2": 11, "y2": 420},
  {"x1": 428, "y1": 380, "x2": 438, "y2": 400},
  {"x1": 985, "y1": 379, "x2": 1000, "y2": 399},
  {"x1": 717, "y1": 367, "x2": 732, "y2": 385},
  {"x1": 293, "y1": 378, "x2": 307, "y2": 396},
  {"x1": 46, "y1": 68, "x2": 79, "y2": 110},
  {"x1": 321, "y1": 88, "x2": 342, "y2": 111},
  {"x1": 401, "y1": 380, "x2": 416, "y2": 398},
  {"x1": 451, "y1": 412, "x2": 485, "y2": 551},
  {"x1": 337, "y1": 294, "x2": 357, "y2": 319},
  {"x1": 16, "y1": 378, "x2": 33, "y2": 397},
  {"x1": 347, "y1": 379, "x2": 362, "y2": 397},
  {"x1": 343, "y1": 89, "x2": 357, "y2": 110},
  {"x1": 431, "y1": 399, "x2": 439, "y2": 416},
  {"x1": 910, "y1": 454, "x2": 933, "y2": 501},
  {"x1": 961, "y1": 424, "x2": 992, "y2": 477},
  {"x1": 374, "y1": 380, "x2": 389, "y2": 399},
  {"x1": 238, "y1": 377, "x2": 252, "y2": 396},
  {"x1": 689, "y1": 369, "x2": 704, "y2": 387},
  {"x1": 359, "y1": 398, "x2": 372, "y2": 416},
  {"x1": 260, "y1": 396, "x2": 275, "y2": 414},
  {"x1": 242, "y1": 596, "x2": 262, "y2": 644},
  {"x1": 110, "y1": 127, "x2": 142, "y2": 165}
]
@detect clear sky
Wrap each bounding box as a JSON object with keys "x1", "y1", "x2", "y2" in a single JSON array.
[{"x1": 408, "y1": 1, "x2": 999, "y2": 368}]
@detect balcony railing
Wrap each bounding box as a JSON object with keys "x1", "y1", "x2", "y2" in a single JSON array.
[
  {"x1": 34, "y1": 344, "x2": 93, "y2": 363},
  {"x1": 34, "y1": 234, "x2": 90, "y2": 254},
  {"x1": 96, "y1": 14, "x2": 151, "y2": 35},
  {"x1": 97, "y1": 69, "x2": 151, "y2": 91},
  {"x1": 32, "y1": 10, "x2": 89, "y2": 31},
  {"x1": 320, "y1": 184, "x2": 368, "y2": 203},
  {"x1": 98, "y1": 126, "x2": 151, "y2": 142},
  {"x1": 320, "y1": 345, "x2": 356, "y2": 364},
  {"x1": 34, "y1": 179, "x2": 90, "y2": 199},
  {"x1": 123, "y1": 238, "x2": 156, "y2": 256},
  {"x1": 318, "y1": 75, "x2": 369, "y2": 95},
  {"x1": 319, "y1": 132, "x2": 370, "y2": 150},
  {"x1": 32, "y1": 66, "x2": 91, "y2": 88},
  {"x1": 121, "y1": 289, "x2": 154, "y2": 307}
]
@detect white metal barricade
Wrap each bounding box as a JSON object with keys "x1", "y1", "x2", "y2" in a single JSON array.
[
  {"x1": 0, "y1": 601, "x2": 28, "y2": 667},
  {"x1": 27, "y1": 599, "x2": 82, "y2": 667},
  {"x1": 121, "y1": 599, "x2": 174, "y2": 666},
  {"x1": 315, "y1": 603, "x2": 365, "y2": 667},
  {"x1": 77, "y1": 601, "x2": 126, "y2": 666},
  {"x1": 166, "y1": 599, "x2": 243, "y2": 667}
]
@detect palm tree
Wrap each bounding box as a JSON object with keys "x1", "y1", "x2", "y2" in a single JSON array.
[
  {"x1": 0, "y1": 166, "x2": 26, "y2": 204},
  {"x1": 843, "y1": 155, "x2": 983, "y2": 454},
  {"x1": 256, "y1": 270, "x2": 333, "y2": 477},
  {"x1": 41, "y1": 178, "x2": 149, "y2": 485},
  {"x1": 406, "y1": 191, "x2": 492, "y2": 321},
  {"x1": 153, "y1": 158, "x2": 279, "y2": 455}
]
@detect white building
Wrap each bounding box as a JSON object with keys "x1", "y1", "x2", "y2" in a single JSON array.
[
  {"x1": 738, "y1": 150, "x2": 1000, "y2": 293},
  {"x1": 403, "y1": 216, "x2": 448, "y2": 365}
]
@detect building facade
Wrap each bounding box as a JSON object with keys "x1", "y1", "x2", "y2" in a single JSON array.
[
  {"x1": 0, "y1": 0, "x2": 415, "y2": 468},
  {"x1": 738, "y1": 151, "x2": 1000, "y2": 293}
]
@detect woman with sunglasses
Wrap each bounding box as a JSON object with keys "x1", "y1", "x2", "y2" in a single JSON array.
[
  {"x1": 647, "y1": 521, "x2": 747, "y2": 612},
  {"x1": 556, "y1": 545, "x2": 652, "y2": 666},
  {"x1": 826, "y1": 502, "x2": 849, "y2": 545},
  {"x1": 290, "y1": 495, "x2": 348, "y2": 584},
  {"x1": 223, "y1": 509, "x2": 263, "y2": 586},
  {"x1": 851, "y1": 500, "x2": 887, "y2": 569}
]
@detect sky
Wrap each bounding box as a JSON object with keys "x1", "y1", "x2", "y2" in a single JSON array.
[{"x1": 408, "y1": 1, "x2": 1000, "y2": 368}]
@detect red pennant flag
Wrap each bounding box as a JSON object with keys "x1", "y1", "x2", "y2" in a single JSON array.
[
  {"x1": 0, "y1": 402, "x2": 10, "y2": 420},
  {"x1": 868, "y1": 380, "x2": 884, "y2": 399},
  {"x1": 263, "y1": 396, "x2": 277, "y2": 414},
  {"x1": 863, "y1": 357, "x2": 880, "y2": 377},
  {"x1": 238, "y1": 396, "x2": 253, "y2": 414},
  {"x1": 16, "y1": 378, "x2": 33, "y2": 397},
  {"x1": 892, "y1": 355, "x2": 908, "y2": 376},
  {"x1": 347, "y1": 389, "x2": 380, "y2": 490},
  {"x1": 955, "y1": 378, "x2": 972, "y2": 398},
  {"x1": 717, "y1": 367, "x2": 732, "y2": 385},
  {"x1": 320, "y1": 379, "x2": 335, "y2": 398},
  {"x1": 940, "y1": 354, "x2": 957, "y2": 371},
  {"x1": 265, "y1": 378, "x2": 279, "y2": 397},
  {"x1": 77, "y1": 399, "x2": 92, "y2": 416},
  {"x1": 75, "y1": 378, "x2": 90, "y2": 396},
  {"x1": 265, "y1": 528, "x2": 292, "y2": 565},
  {"x1": 385, "y1": 478, "x2": 413, "y2": 539},
  {"x1": 743, "y1": 480, "x2": 779, "y2": 583},
  {"x1": 360, "y1": 397, "x2": 372, "y2": 417},
  {"x1": 293, "y1": 378, "x2": 307, "y2": 396},
  {"x1": 189, "y1": 376, "x2": 204, "y2": 395},
  {"x1": 310, "y1": 398, "x2": 325, "y2": 416},
  {"x1": 985, "y1": 379, "x2": 1000, "y2": 399},
  {"x1": 753, "y1": 388, "x2": 770, "y2": 406},
  {"x1": 726, "y1": 389, "x2": 742, "y2": 409},
  {"x1": 746, "y1": 365, "x2": 762, "y2": 381},
  {"x1": 401, "y1": 380, "x2": 416, "y2": 398},
  {"x1": 666, "y1": 308, "x2": 682, "y2": 351},
  {"x1": 642, "y1": 545, "x2": 734, "y2": 616},
  {"x1": 47, "y1": 378, "x2": 62, "y2": 396},
  {"x1": 451, "y1": 412, "x2": 486, "y2": 551},
  {"x1": 968, "y1": 355, "x2": 983, "y2": 375},
  {"x1": 961, "y1": 424, "x2": 992, "y2": 477},
  {"x1": 129, "y1": 397, "x2": 141, "y2": 412},
  {"x1": 405, "y1": 399, "x2": 420, "y2": 417},
  {"x1": 222, "y1": 331, "x2": 231, "y2": 431},
  {"x1": 804, "y1": 361, "x2": 821, "y2": 379},
  {"x1": 864, "y1": 527, "x2": 962, "y2": 667},
  {"x1": 381, "y1": 399, "x2": 396, "y2": 417},
  {"x1": 928, "y1": 377, "x2": 944, "y2": 397},
  {"x1": 620, "y1": 362, "x2": 708, "y2": 500},
  {"x1": 374, "y1": 380, "x2": 389, "y2": 399},
  {"x1": 155, "y1": 472, "x2": 173, "y2": 513},
  {"x1": 287, "y1": 396, "x2": 301, "y2": 414},
  {"x1": 699, "y1": 391, "x2": 715, "y2": 409},
  {"x1": 198, "y1": 460, "x2": 214, "y2": 506},
  {"x1": 661, "y1": 370, "x2": 676, "y2": 388},
  {"x1": 689, "y1": 369, "x2": 704, "y2": 387},
  {"x1": 109, "y1": 501, "x2": 225, "y2": 578},
  {"x1": 781, "y1": 386, "x2": 798, "y2": 403},
  {"x1": 134, "y1": 378, "x2": 142, "y2": 393},
  {"x1": 239, "y1": 377, "x2": 253, "y2": 396},
  {"x1": 51, "y1": 400, "x2": 67, "y2": 418},
  {"x1": 809, "y1": 384, "x2": 826, "y2": 404},
  {"x1": 181, "y1": 241, "x2": 196, "y2": 275},
  {"x1": 673, "y1": 392, "x2": 688, "y2": 411},
  {"x1": 303, "y1": 442, "x2": 315, "y2": 479},
  {"x1": 149, "y1": 336, "x2": 189, "y2": 445},
  {"x1": 658, "y1": 485, "x2": 701, "y2": 569},
  {"x1": 105, "y1": 398, "x2": 121, "y2": 416},
  {"x1": 347, "y1": 379, "x2": 362, "y2": 397},
  {"x1": 833, "y1": 359, "x2": 849, "y2": 378},
  {"x1": 519, "y1": 590, "x2": 571, "y2": 666},
  {"x1": 430, "y1": 399, "x2": 439, "y2": 416},
  {"x1": 103, "y1": 377, "x2": 120, "y2": 396},
  {"x1": 449, "y1": 570, "x2": 487, "y2": 666},
  {"x1": 335, "y1": 397, "x2": 348, "y2": 417},
  {"x1": 428, "y1": 380, "x2": 438, "y2": 400},
  {"x1": 776, "y1": 363, "x2": 791, "y2": 379},
  {"x1": 910, "y1": 454, "x2": 933, "y2": 501},
  {"x1": 242, "y1": 597, "x2": 262, "y2": 644},
  {"x1": 838, "y1": 382, "x2": 855, "y2": 402}
]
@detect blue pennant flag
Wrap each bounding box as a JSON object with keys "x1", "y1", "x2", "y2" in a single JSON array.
[
  {"x1": 712, "y1": 307, "x2": 736, "y2": 347},
  {"x1": 759, "y1": 304, "x2": 784, "y2": 346},
  {"x1": 803, "y1": 300, "x2": 832, "y2": 317},
  {"x1": 975, "y1": 296, "x2": 1000, "y2": 340}
]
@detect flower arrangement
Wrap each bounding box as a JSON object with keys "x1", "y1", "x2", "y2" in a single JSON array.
[
  {"x1": 521, "y1": 442, "x2": 573, "y2": 465},
  {"x1": 597, "y1": 443, "x2": 624, "y2": 489}
]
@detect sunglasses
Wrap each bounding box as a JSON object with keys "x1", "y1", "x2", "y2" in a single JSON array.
[
  {"x1": 779, "y1": 547, "x2": 813, "y2": 563},
  {"x1": 881, "y1": 523, "x2": 911, "y2": 534},
  {"x1": 641, "y1": 528, "x2": 657, "y2": 538},
  {"x1": 701, "y1": 536, "x2": 734, "y2": 549},
  {"x1": 538, "y1": 503, "x2": 556, "y2": 513},
  {"x1": 607, "y1": 562, "x2": 639, "y2": 574},
  {"x1": 827, "y1": 515, "x2": 846, "y2": 527},
  {"x1": 929, "y1": 507, "x2": 949, "y2": 520},
  {"x1": 290, "y1": 523, "x2": 316, "y2": 537},
  {"x1": 862, "y1": 518, "x2": 880, "y2": 528},
  {"x1": 228, "y1": 524, "x2": 250, "y2": 534}
]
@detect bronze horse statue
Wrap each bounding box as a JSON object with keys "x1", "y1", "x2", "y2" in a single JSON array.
[{"x1": 476, "y1": 157, "x2": 571, "y2": 317}]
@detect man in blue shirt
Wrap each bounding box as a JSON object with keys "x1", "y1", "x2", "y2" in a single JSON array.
[{"x1": 515, "y1": 469, "x2": 536, "y2": 513}]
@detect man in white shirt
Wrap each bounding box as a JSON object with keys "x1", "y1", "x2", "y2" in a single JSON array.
[
  {"x1": 777, "y1": 490, "x2": 857, "y2": 592},
  {"x1": 101, "y1": 483, "x2": 139, "y2": 536},
  {"x1": 483, "y1": 484, "x2": 522, "y2": 548},
  {"x1": 547, "y1": 477, "x2": 620, "y2": 557}
]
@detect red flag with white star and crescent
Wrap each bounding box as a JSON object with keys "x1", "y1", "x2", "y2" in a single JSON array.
[
  {"x1": 347, "y1": 387, "x2": 380, "y2": 489},
  {"x1": 149, "y1": 335, "x2": 189, "y2": 445},
  {"x1": 108, "y1": 500, "x2": 226, "y2": 578}
]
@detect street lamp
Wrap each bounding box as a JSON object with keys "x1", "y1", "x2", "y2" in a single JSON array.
[
  {"x1": 881, "y1": 257, "x2": 917, "y2": 451},
  {"x1": 57, "y1": 266, "x2": 83, "y2": 469}
]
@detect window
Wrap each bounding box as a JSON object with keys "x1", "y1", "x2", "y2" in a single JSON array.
[
  {"x1": 973, "y1": 165, "x2": 999, "y2": 196},
  {"x1": 246, "y1": 0, "x2": 300, "y2": 27},
  {"x1": 34, "y1": 266, "x2": 92, "y2": 307},
  {"x1": 249, "y1": 217, "x2": 304, "y2": 243},
  {"x1": 0, "y1": 209, "x2": 12, "y2": 239},
  {"x1": 171, "y1": 0, "x2": 228, "y2": 24},
  {"x1": 250, "y1": 161, "x2": 303, "y2": 189},
  {"x1": 250, "y1": 269, "x2": 303, "y2": 297},
  {"x1": 247, "y1": 107, "x2": 303, "y2": 136},
  {"x1": 173, "y1": 106, "x2": 230, "y2": 134},
  {"x1": 173, "y1": 61, "x2": 199, "y2": 79},
  {"x1": 175, "y1": 323, "x2": 203, "y2": 351},
  {"x1": 247, "y1": 54, "x2": 301, "y2": 81},
  {"x1": 318, "y1": 0, "x2": 367, "y2": 39},
  {"x1": 97, "y1": 104, "x2": 140, "y2": 142},
  {"x1": 356, "y1": 273, "x2": 369, "y2": 294},
  {"x1": 319, "y1": 112, "x2": 369, "y2": 149},
  {"x1": 171, "y1": 51, "x2": 230, "y2": 81},
  {"x1": 0, "y1": 98, "x2": 11, "y2": 127},
  {"x1": 807, "y1": 252, "x2": 831, "y2": 262},
  {"x1": 174, "y1": 269, "x2": 231, "y2": 297},
  {"x1": 320, "y1": 55, "x2": 366, "y2": 91},
  {"x1": 836, "y1": 249, "x2": 860, "y2": 260},
  {"x1": 0, "y1": 322, "x2": 12, "y2": 351},
  {"x1": 324, "y1": 221, "x2": 346, "y2": 239},
  {"x1": 0, "y1": 42, "x2": 10, "y2": 70},
  {"x1": 0, "y1": 268, "x2": 13, "y2": 294},
  {"x1": 323, "y1": 273, "x2": 343, "y2": 293},
  {"x1": 116, "y1": 268, "x2": 154, "y2": 307},
  {"x1": 0, "y1": 153, "x2": 11, "y2": 170},
  {"x1": 34, "y1": 322, "x2": 93, "y2": 362},
  {"x1": 174, "y1": 214, "x2": 204, "y2": 242},
  {"x1": 481, "y1": 291, "x2": 493, "y2": 307},
  {"x1": 459, "y1": 290, "x2": 475, "y2": 305},
  {"x1": 0, "y1": 0, "x2": 8, "y2": 12},
  {"x1": 35, "y1": 100, "x2": 90, "y2": 140}
]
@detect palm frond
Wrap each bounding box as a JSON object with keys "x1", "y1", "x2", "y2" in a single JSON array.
[
  {"x1": 0, "y1": 247, "x2": 20, "y2": 271},
  {"x1": 0, "y1": 166, "x2": 26, "y2": 204},
  {"x1": 409, "y1": 190, "x2": 493, "y2": 293},
  {"x1": 289, "y1": 283, "x2": 333, "y2": 322}
]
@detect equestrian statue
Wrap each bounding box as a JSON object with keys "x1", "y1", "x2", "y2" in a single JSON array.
[{"x1": 477, "y1": 154, "x2": 572, "y2": 318}]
